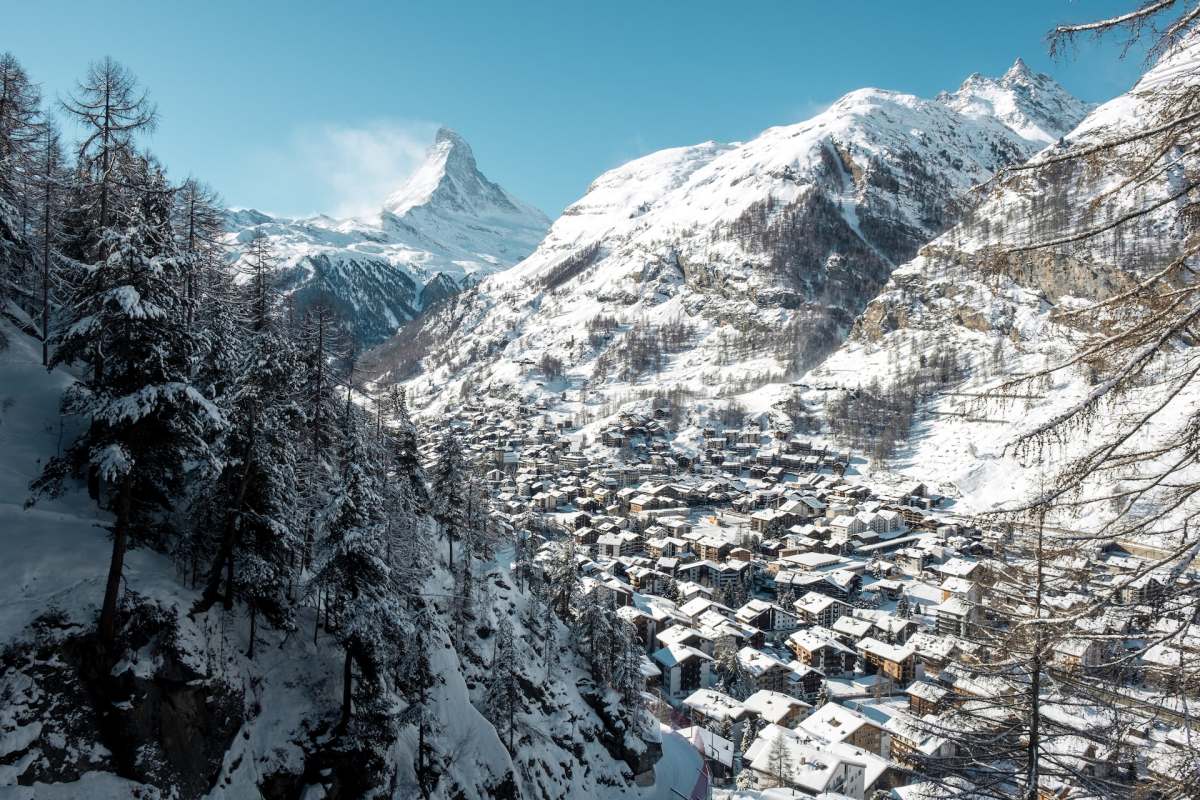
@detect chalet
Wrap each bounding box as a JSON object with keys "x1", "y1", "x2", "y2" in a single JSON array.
[
  {"x1": 904, "y1": 680, "x2": 948, "y2": 716},
  {"x1": 934, "y1": 596, "x2": 973, "y2": 637},
  {"x1": 884, "y1": 711, "x2": 953, "y2": 769},
  {"x1": 735, "y1": 599, "x2": 799, "y2": 634},
  {"x1": 657, "y1": 624, "x2": 715, "y2": 656},
  {"x1": 741, "y1": 689, "x2": 811, "y2": 728},
  {"x1": 682, "y1": 688, "x2": 750, "y2": 744},
  {"x1": 784, "y1": 661, "x2": 825, "y2": 701},
  {"x1": 787, "y1": 627, "x2": 857, "y2": 676},
  {"x1": 1053, "y1": 637, "x2": 1103, "y2": 673},
  {"x1": 736, "y1": 647, "x2": 792, "y2": 694},
  {"x1": 744, "y1": 725, "x2": 866, "y2": 798},
  {"x1": 596, "y1": 530, "x2": 641, "y2": 559},
  {"x1": 857, "y1": 637, "x2": 917, "y2": 685},
  {"x1": 830, "y1": 615, "x2": 874, "y2": 647},
  {"x1": 799, "y1": 701, "x2": 888, "y2": 756}
]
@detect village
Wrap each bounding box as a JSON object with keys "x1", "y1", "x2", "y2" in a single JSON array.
[{"x1": 436, "y1": 389, "x2": 1197, "y2": 799}]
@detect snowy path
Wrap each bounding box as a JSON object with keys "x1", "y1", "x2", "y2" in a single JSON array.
[{"x1": 640, "y1": 726, "x2": 704, "y2": 800}]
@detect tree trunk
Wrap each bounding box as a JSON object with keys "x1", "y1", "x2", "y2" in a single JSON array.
[
  {"x1": 339, "y1": 648, "x2": 353, "y2": 730},
  {"x1": 192, "y1": 420, "x2": 256, "y2": 616},
  {"x1": 98, "y1": 474, "x2": 132, "y2": 650},
  {"x1": 246, "y1": 604, "x2": 257, "y2": 659}
]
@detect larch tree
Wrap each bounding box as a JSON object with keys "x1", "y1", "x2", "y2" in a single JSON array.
[{"x1": 61, "y1": 57, "x2": 156, "y2": 247}]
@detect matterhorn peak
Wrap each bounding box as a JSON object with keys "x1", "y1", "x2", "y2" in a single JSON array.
[
  {"x1": 381, "y1": 126, "x2": 521, "y2": 219},
  {"x1": 1003, "y1": 56, "x2": 1035, "y2": 82}
]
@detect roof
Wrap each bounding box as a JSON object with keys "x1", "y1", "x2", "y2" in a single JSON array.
[
  {"x1": 652, "y1": 643, "x2": 712, "y2": 669},
  {"x1": 742, "y1": 689, "x2": 810, "y2": 724},
  {"x1": 737, "y1": 646, "x2": 789, "y2": 677},
  {"x1": 799, "y1": 701, "x2": 879, "y2": 743},
  {"x1": 677, "y1": 726, "x2": 735, "y2": 769},
  {"x1": 857, "y1": 637, "x2": 915, "y2": 663},
  {"x1": 745, "y1": 724, "x2": 864, "y2": 794},
  {"x1": 682, "y1": 688, "x2": 747, "y2": 723}
]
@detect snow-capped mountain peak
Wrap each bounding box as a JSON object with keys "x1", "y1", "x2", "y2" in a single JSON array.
[
  {"x1": 224, "y1": 127, "x2": 550, "y2": 346},
  {"x1": 382, "y1": 126, "x2": 531, "y2": 222},
  {"x1": 938, "y1": 57, "x2": 1093, "y2": 145}
]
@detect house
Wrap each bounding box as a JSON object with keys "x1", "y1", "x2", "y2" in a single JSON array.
[
  {"x1": 682, "y1": 688, "x2": 749, "y2": 744},
  {"x1": 737, "y1": 647, "x2": 792, "y2": 693},
  {"x1": 884, "y1": 711, "x2": 953, "y2": 769},
  {"x1": 799, "y1": 701, "x2": 888, "y2": 756},
  {"x1": 935, "y1": 596, "x2": 974, "y2": 637},
  {"x1": 857, "y1": 637, "x2": 917, "y2": 685},
  {"x1": 676, "y1": 726, "x2": 735, "y2": 782},
  {"x1": 904, "y1": 680, "x2": 948, "y2": 716},
  {"x1": 652, "y1": 644, "x2": 714, "y2": 699},
  {"x1": 657, "y1": 624, "x2": 715, "y2": 656},
  {"x1": 785, "y1": 661, "x2": 825, "y2": 701},
  {"x1": 736, "y1": 599, "x2": 799, "y2": 634},
  {"x1": 1053, "y1": 637, "x2": 1104, "y2": 673},
  {"x1": 787, "y1": 628, "x2": 857, "y2": 676},
  {"x1": 831, "y1": 615, "x2": 874, "y2": 647},
  {"x1": 744, "y1": 724, "x2": 866, "y2": 799},
  {"x1": 596, "y1": 530, "x2": 641, "y2": 559},
  {"x1": 741, "y1": 689, "x2": 811, "y2": 728}
]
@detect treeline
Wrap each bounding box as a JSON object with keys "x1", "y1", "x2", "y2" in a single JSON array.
[
  {"x1": 592, "y1": 317, "x2": 694, "y2": 382},
  {"x1": 823, "y1": 346, "x2": 966, "y2": 463},
  {"x1": 1, "y1": 53, "x2": 495, "y2": 791}
]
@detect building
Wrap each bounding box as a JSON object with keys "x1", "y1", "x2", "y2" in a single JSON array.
[
  {"x1": 857, "y1": 637, "x2": 917, "y2": 685},
  {"x1": 652, "y1": 644, "x2": 714, "y2": 699}
]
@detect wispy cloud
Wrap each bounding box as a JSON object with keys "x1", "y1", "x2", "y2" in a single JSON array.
[{"x1": 259, "y1": 120, "x2": 440, "y2": 218}]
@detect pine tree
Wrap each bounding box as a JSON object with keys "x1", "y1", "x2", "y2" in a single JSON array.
[
  {"x1": 572, "y1": 589, "x2": 615, "y2": 685},
  {"x1": 32, "y1": 168, "x2": 221, "y2": 650},
  {"x1": 545, "y1": 538, "x2": 579, "y2": 620},
  {"x1": 485, "y1": 615, "x2": 520, "y2": 754},
  {"x1": 611, "y1": 620, "x2": 646, "y2": 730},
  {"x1": 27, "y1": 119, "x2": 67, "y2": 366},
  {"x1": 431, "y1": 431, "x2": 467, "y2": 569},
  {"x1": 0, "y1": 52, "x2": 42, "y2": 221},
  {"x1": 307, "y1": 421, "x2": 402, "y2": 732},
  {"x1": 191, "y1": 238, "x2": 304, "y2": 657}
]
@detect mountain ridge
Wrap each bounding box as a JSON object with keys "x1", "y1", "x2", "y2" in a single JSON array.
[{"x1": 376, "y1": 60, "x2": 1091, "y2": 413}]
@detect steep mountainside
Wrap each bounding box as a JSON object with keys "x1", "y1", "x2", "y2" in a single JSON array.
[
  {"x1": 810, "y1": 38, "x2": 1199, "y2": 523},
  {"x1": 377, "y1": 61, "x2": 1089, "y2": 415},
  {"x1": 225, "y1": 128, "x2": 550, "y2": 346},
  {"x1": 0, "y1": 319, "x2": 690, "y2": 799}
]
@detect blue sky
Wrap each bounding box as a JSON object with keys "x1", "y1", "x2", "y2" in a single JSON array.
[{"x1": 6, "y1": 1, "x2": 1148, "y2": 218}]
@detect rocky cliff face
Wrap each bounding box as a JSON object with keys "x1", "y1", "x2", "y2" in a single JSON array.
[
  {"x1": 225, "y1": 128, "x2": 550, "y2": 347},
  {"x1": 375, "y1": 62, "x2": 1089, "y2": 417}
]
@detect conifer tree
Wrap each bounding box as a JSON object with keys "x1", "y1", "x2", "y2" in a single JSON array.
[
  {"x1": 431, "y1": 431, "x2": 466, "y2": 569},
  {"x1": 307, "y1": 420, "x2": 401, "y2": 731},
  {"x1": 33, "y1": 165, "x2": 220, "y2": 650},
  {"x1": 191, "y1": 235, "x2": 304, "y2": 657},
  {"x1": 485, "y1": 616, "x2": 520, "y2": 754},
  {"x1": 27, "y1": 119, "x2": 67, "y2": 366},
  {"x1": 61, "y1": 57, "x2": 156, "y2": 247}
]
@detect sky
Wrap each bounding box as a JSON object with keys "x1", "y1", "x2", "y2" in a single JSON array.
[{"x1": 5, "y1": 1, "x2": 1151, "y2": 219}]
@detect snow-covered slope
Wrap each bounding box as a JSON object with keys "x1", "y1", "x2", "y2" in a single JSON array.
[
  {"x1": 0, "y1": 319, "x2": 673, "y2": 798},
  {"x1": 810, "y1": 37, "x2": 1200, "y2": 524},
  {"x1": 226, "y1": 128, "x2": 550, "y2": 346},
  {"x1": 377, "y1": 61, "x2": 1089, "y2": 414}
]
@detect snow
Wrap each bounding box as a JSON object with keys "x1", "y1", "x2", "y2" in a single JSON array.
[{"x1": 224, "y1": 127, "x2": 550, "y2": 344}]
